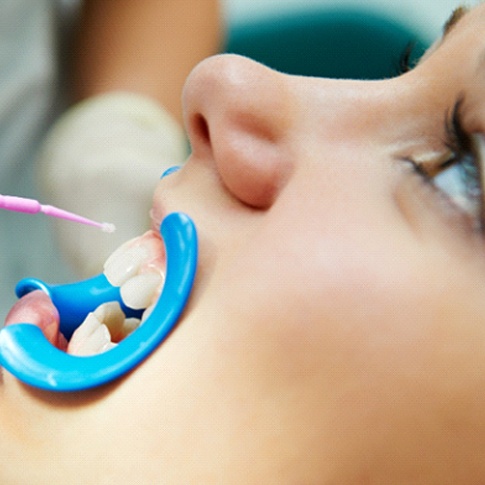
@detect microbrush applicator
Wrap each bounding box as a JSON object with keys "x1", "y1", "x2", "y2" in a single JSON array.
[{"x1": 0, "y1": 194, "x2": 116, "y2": 233}]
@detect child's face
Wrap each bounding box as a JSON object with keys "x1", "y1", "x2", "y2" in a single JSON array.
[{"x1": 3, "y1": 4, "x2": 485, "y2": 483}]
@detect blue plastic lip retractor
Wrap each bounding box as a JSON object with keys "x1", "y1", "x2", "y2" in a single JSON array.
[{"x1": 0, "y1": 212, "x2": 197, "y2": 392}]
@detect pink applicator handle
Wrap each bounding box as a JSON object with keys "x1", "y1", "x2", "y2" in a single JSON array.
[{"x1": 0, "y1": 194, "x2": 115, "y2": 233}]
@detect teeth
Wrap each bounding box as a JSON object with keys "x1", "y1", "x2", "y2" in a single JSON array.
[
  {"x1": 120, "y1": 272, "x2": 164, "y2": 309},
  {"x1": 68, "y1": 231, "x2": 167, "y2": 355},
  {"x1": 67, "y1": 304, "x2": 144, "y2": 356},
  {"x1": 141, "y1": 302, "x2": 156, "y2": 323},
  {"x1": 103, "y1": 231, "x2": 166, "y2": 311},
  {"x1": 69, "y1": 229, "x2": 168, "y2": 355},
  {"x1": 67, "y1": 226, "x2": 171, "y2": 356},
  {"x1": 93, "y1": 301, "x2": 126, "y2": 342},
  {"x1": 67, "y1": 313, "x2": 114, "y2": 356},
  {"x1": 104, "y1": 245, "x2": 148, "y2": 287},
  {"x1": 103, "y1": 236, "x2": 137, "y2": 268},
  {"x1": 123, "y1": 317, "x2": 141, "y2": 336}
]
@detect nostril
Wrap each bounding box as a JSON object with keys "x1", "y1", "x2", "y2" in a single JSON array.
[{"x1": 193, "y1": 113, "x2": 211, "y2": 146}]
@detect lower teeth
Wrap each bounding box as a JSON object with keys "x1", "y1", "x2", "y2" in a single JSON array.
[{"x1": 67, "y1": 301, "x2": 147, "y2": 356}]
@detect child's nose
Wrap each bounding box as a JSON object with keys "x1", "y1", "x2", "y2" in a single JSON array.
[{"x1": 182, "y1": 54, "x2": 294, "y2": 209}]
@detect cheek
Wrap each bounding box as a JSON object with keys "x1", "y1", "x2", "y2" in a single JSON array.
[
  {"x1": 214, "y1": 218, "x2": 485, "y2": 384},
  {"x1": 205, "y1": 209, "x2": 485, "y2": 471}
]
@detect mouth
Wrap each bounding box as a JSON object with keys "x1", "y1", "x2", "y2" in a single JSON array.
[
  {"x1": 1, "y1": 212, "x2": 197, "y2": 391},
  {"x1": 67, "y1": 229, "x2": 167, "y2": 356}
]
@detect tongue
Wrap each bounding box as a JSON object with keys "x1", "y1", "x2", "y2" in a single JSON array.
[{"x1": 4, "y1": 290, "x2": 68, "y2": 351}]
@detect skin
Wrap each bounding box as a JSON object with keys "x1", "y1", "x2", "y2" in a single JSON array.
[{"x1": 2, "y1": 3, "x2": 485, "y2": 483}]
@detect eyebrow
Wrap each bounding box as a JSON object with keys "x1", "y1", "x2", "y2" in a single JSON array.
[
  {"x1": 416, "y1": 5, "x2": 470, "y2": 64},
  {"x1": 442, "y1": 5, "x2": 469, "y2": 40}
]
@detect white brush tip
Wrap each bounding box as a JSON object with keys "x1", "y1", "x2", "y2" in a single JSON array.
[{"x1": 101, "y1": 222, "x2": 116, "y2": 234}]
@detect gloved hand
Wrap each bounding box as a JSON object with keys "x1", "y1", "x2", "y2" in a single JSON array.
[{"x1": 37, "y1": 92, "x2": 188, "y2": 277}]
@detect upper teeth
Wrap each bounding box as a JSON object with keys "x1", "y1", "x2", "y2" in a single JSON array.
[
  {"x1": 120, "y1": 272, "x2": 164, "y2": 309},
  {"x1": 104, "y1": 244, "x2": 149, "y2": 286},
  {"x1": 68, "y1": 231, "x2": 165, "y2": 356}
]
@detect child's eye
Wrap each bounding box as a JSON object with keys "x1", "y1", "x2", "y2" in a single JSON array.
[
  {"x1": 410, "y1": 100, "x2": 484, "y2": 231},
  {"x1": 432, "y1": 139, "x2": 482, "y2": 224}
]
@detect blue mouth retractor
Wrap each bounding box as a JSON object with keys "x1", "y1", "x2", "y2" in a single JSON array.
[
  {"x1": 161, "y1": 166, "x2": 181, "y2": 178},
  {"x1": 0, "y1": 212, "x2": 197, "y2": 392}
]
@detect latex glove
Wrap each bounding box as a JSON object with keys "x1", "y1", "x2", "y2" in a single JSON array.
[{"x1": 37, "y1": 92, "x2": 188, "y2": 277}]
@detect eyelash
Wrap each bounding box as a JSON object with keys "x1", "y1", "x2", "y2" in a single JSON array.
[
  {"x1": 396, "y1": 44, "x2": 484, "y2": 232},
  {"x1": 388, "y1": 38, "x2": 482, "y2": 232},
  {"x1": 397, "y1": 42, "x2": 416, "y2": 75},
  {"x1": 409, "y1": 99, "x2": 484, "y2": 231}
]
